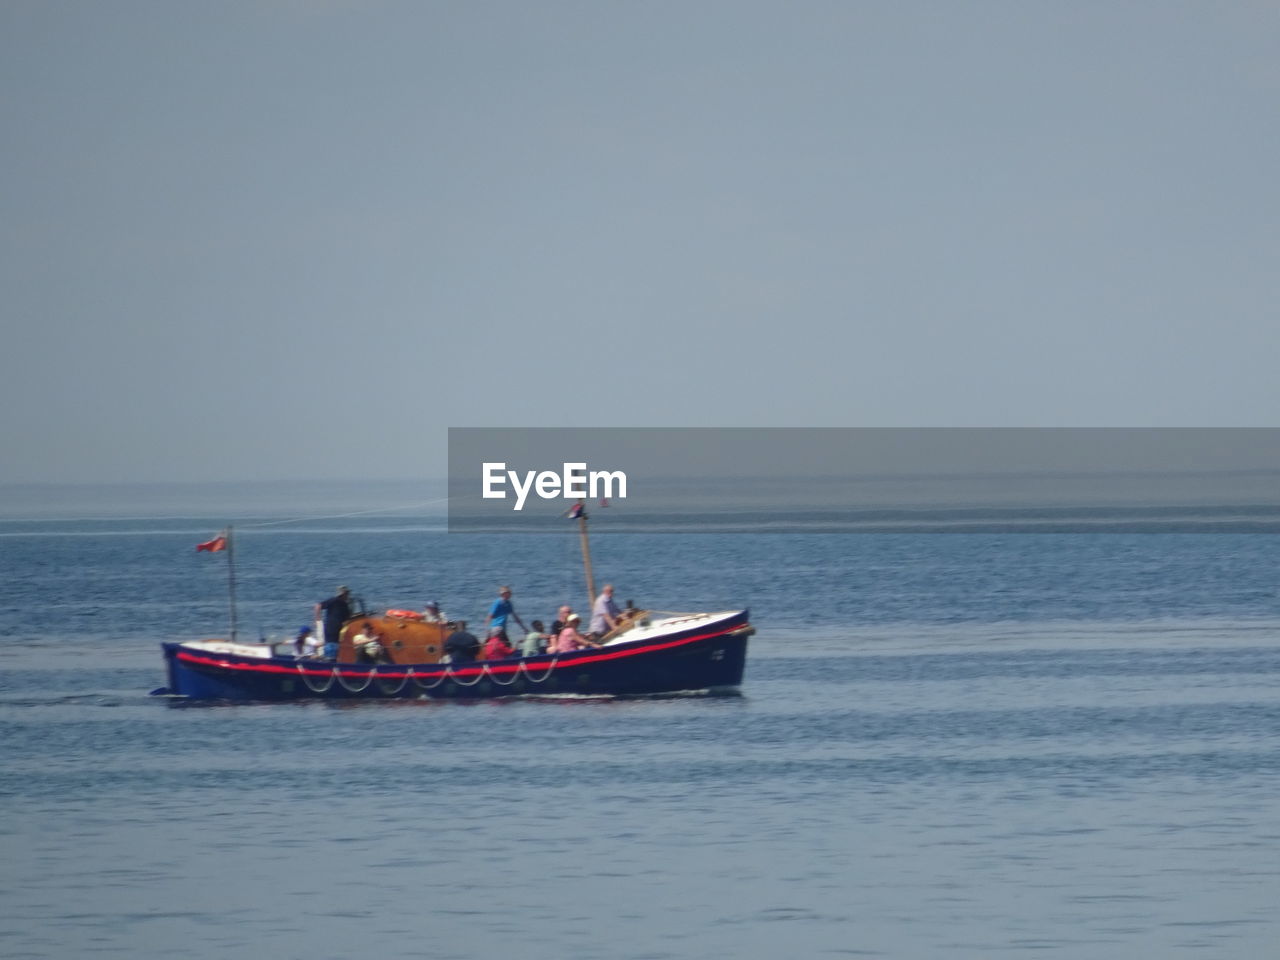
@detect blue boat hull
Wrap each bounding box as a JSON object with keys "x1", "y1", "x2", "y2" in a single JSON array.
[{"x1": 159, "y1": 610, "x2": 751, "y2": 701}]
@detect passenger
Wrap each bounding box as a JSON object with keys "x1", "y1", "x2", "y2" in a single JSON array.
[
  {"x1": 421, "y1": 600, "x2": 446, "y2": 624},
  {"x1": 522, "y1": 620, "x2": 551, "y2": 657},
  {"x1": 549, "y1": 613, "x2": 594, "y2": 654},
  {"x1": 294, "y1": 625, "x2": 313, "y2": 656},
  {"x1": 550, "y1": 604, "x2": 573, "y2": 636},
  {"x1": 590, "y1": 583, "x2": 621, "y2": 639},
  {"x1": 353, "y1": 621, "x2": 389, "y2": 664},
  {"x1": 444, "y1": 620, "x2": 480, "y2": 663},
  {"x1": 295, "y1": 625, "x2": 322, "y2": 658},
  {"x1": 482, "y1": 625, "x2": 517, "y2": 661},
  {"x1": 314, "y1": 585, "x2": 352, "y2": 660},
  {"x1": 484, "y1": 585, "x2": 528, "y2": 646}
]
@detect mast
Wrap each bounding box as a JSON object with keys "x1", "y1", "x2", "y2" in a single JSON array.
[
  {"x1": 226, "y1": 524, "x2": 239, "y2": 641},
  {"x1": 576, "y1": 499, "x2": 596, "y2": 611}
]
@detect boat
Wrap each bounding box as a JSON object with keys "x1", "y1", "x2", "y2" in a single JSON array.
[
  {"x1": 159, "y1": 608, "x2": 751, "y2": 701},
  {"x1": 156, "y1": 504, "x2": 753, "y2": 701}
]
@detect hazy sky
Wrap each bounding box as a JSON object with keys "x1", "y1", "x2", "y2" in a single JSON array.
[{"x1": 3, "y1": 1, "x2": 1277, "y2": 483}]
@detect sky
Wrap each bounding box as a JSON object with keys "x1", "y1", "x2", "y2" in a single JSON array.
[{"x1": 2, "y1": 1, "x2": 1278, "y2": 483}]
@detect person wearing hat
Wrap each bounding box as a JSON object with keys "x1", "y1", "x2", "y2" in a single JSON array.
[
  {"x1": 421, "y1": 600, "x2": 446, "y2": 624},
  {"x1": 313, "y1": 585, "x2": 352, "y2": 660},
  {"x1": 294, "y1": 624, "x2": 321, "y2": 658},
  {"x1": 548, "y1": 612, "x2": 595, "y2": 654}
]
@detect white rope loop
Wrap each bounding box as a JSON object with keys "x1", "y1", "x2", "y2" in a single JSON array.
[
  {"x1": 410, "y1": 667, "x2": 446, "y2": 692},
  {"x1": 448, "y1": 663, "x2": 487, "y2": 687},
  {"x1": 333, "y1": 668, "x2": 375, "y2": 694},
  {"x1": 521, "y1": 657, "x2": 559, "y2": 683},
  {"x1": 373, "y1": 671, "x2": 410, "y2": 697},
  {"x1": 298, "y1": 663, "x2": 335, "y2": 694},
  {"x1": 487, "y1": 661, "x2": 523, "y2": 686}
]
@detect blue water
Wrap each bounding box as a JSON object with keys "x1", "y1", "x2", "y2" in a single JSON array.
[{"x1": 2, "y1": 492, "x2": 1280, "y2": 958}]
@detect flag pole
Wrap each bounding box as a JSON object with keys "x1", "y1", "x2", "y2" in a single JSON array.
[
  {"x1": 576, "y1": 500, "x2": 596, "y2": 611},
  {"x1": 226, "y1": 525, "x2": 238, "y2": 642}
]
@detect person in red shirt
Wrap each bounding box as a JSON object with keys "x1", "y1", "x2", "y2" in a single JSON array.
[{"x1": 482, "y1": 626, "x2": 517, "y2": 660}]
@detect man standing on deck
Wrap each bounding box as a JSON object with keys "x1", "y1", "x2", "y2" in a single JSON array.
[
  {"x1": 484, "y1": 585, "x2": 527, "y2": 646},
  {"x1": 314, "y1": 585, "x2": 352, "y2": 660},
  {"x1": 445, "y1": 621, "x2": 480, "y2": 663},
  {"x1": 590, "y1": 583, "x2": 620, "y2": 639}
]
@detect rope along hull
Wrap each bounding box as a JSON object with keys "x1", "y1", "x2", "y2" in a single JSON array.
[{"x1": 159, "y1": 611, "x2": 751, "y2": 701}]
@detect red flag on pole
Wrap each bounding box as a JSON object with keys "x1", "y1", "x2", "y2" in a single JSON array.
[{"x1": 196, "y1": 530, "x2": 228, "y2": 553}]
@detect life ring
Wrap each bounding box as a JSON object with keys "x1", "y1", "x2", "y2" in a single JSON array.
[{"x1": 385, "y1": 609, "x2": 424, "y2": 621}]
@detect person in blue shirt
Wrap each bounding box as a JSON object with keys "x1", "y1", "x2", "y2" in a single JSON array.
[{"x1": 484, "y1": 585, "x2": 528, "y2": 646}]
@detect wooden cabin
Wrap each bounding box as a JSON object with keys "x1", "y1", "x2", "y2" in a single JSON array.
[{"x1": 337, "y1": 612, "x2": 448, "y2": 664}]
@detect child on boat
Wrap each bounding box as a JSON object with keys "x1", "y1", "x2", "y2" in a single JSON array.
[{"x1": 522, "y1": 620, "x2": 551, "y2": 657}]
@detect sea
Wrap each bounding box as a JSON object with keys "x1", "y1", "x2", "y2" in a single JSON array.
[{"x1": 2, "y1": 480, "x2": 1279, "y2": 959}]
